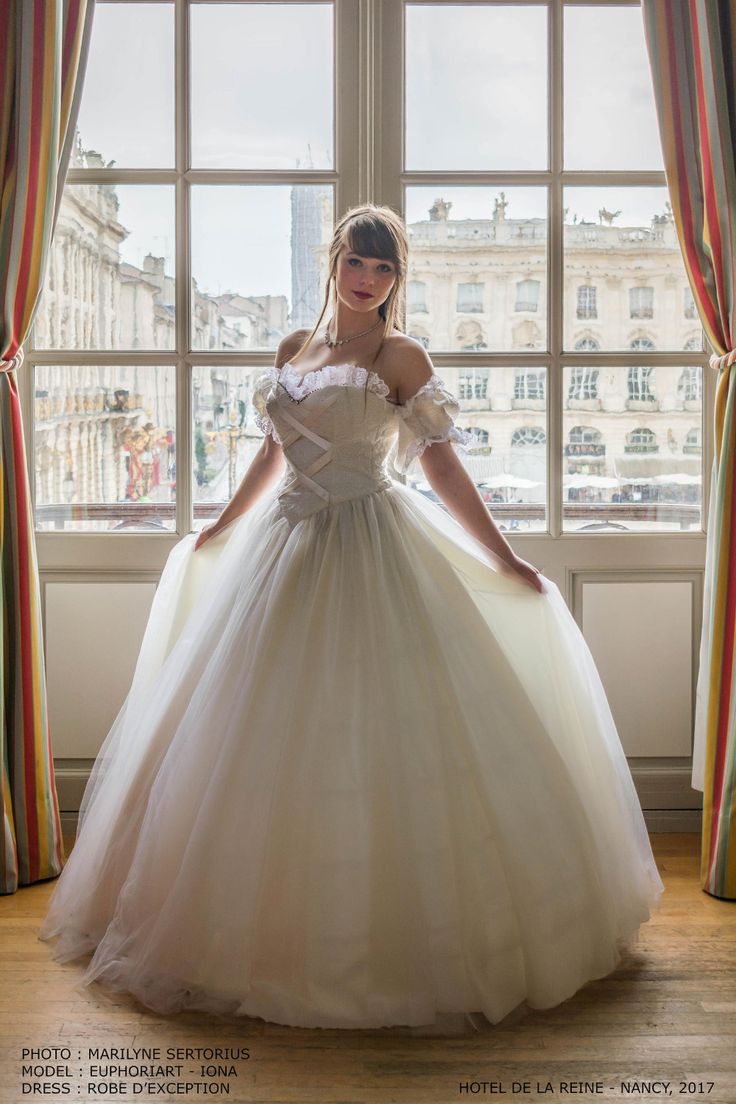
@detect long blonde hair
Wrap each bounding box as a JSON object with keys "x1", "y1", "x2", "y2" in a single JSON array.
[{"x1": 290, "y1": 203, "x2": 409, "y2": 407}]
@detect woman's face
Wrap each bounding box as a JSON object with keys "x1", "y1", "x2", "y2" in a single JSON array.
[{"x1": 334, "y1": 246, "x2": 397, "y2": 315}]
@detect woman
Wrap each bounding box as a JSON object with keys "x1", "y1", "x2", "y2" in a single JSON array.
[{"x1": 38, "y1": 203, "x2": 664, "y2": 1032}]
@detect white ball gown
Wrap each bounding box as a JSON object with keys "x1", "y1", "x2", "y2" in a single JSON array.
[{"x1": 38, "y1": 361, "x2": 665, "y2": 1031}]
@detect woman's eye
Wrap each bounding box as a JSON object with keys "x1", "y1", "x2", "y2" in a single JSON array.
[{"x1": 347, "y1": 257, "x2": 392, "y2": 273}]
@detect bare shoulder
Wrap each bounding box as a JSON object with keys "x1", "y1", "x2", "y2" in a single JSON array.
[
  {"x1": 275, "y1": 328, "x2": 313, "y2": 369},
  {"x1": 379, "y1": 332, "x2": 435, "y2": 404}
]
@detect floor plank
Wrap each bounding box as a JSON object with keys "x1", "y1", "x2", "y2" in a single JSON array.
[{"x1": 1, "y1": 832, "x2": 734, "y2": 1103}]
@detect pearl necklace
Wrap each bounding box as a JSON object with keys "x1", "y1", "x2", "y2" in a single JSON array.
[{"x1": 324, "y1": 316, "x2": 383, "y2": 348}]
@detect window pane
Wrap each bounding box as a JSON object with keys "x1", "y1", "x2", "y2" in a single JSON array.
[
  {"x1": 33, "y1": 183, "x2": 176, "y2": 351},
  {"x1": 191, "y1": 185, "x2": 333, "y2": 351},
  {"x1": 563, "y1": 187, "x2": 702, "y2": 352},
  {"x1": 192, "y1": 366, "x2": 266, "y2": 524},
  {"x1": 405, "y1": 187, "x2": 548, "y2": 352},
  {"x1": 406, "y1": 4, "x2": 547, "y2": 170},
  {"x1": 75, "y1": 2, "x2": 174, "y2": 168},
  {"x1": 415, "y1": 367, "x2": 547, "y2": 534},
  {"x1": 191, "y1": 3, "x2": 333, "y2": 169},
  {"x1": 34, "y1": 365, "x2": 176, "y2": 532},
  {"x1": 562, "y1": 365, "x2": 702, "y2": 533},
  {"x1": 564, "y1": 4, "x2": 663, "y2": 171}
]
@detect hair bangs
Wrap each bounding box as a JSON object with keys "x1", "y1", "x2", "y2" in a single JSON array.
[{"x1": 345, "y1": 216, "x2": 400, "y2": 265}]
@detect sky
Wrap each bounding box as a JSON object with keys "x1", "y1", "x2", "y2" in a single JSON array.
[{"x1": 74, "y1": 2, "x2": 668, "y2": 301}]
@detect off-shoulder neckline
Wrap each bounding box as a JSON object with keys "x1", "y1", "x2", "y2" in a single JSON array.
[{"x1": 261, "y1": 361, "x2": 447, "y2": 413}]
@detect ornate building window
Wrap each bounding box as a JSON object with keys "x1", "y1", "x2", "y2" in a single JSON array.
[
  {"x1": 566, "y1": 425, "x2": 604, "y2": 458},
  {"x1": 456, "y1": 282, "x2": 484, "y2": 313},
  {"x1": 576, "y1": 284, "x2": 597, "y2": 319},
  {"x1": 458, "y1": 369, "x2": 489, "y2": 400},
  {"x1": 512, "y1": 426, "x2": 546, "y2": 446},
  {"x1": 677, "y1": 366, "x2": 702, "y2": 402},
  {"x1": 407, "y1": 279, "x2": 427, "y2": 313},
  {"x1": 514, "y1": 369, "x2": 546, "y2": 400},
  {"x1": 515, "y1": 279, "x2": 539, "y2": 312},
  {"x1": 568, "y1": 366, "x2": 599, "y2": 400},
  {"x1": 625, "y1": 427, "x2": 658, "y2": 453},
  {"x1": 629, "y1": 286, "x2": 654, "y2": 319},
  {"x1": 628, "y1": 365, "x2": 656, "y2": 401},
  {"x1": 684, "y1": 427, "x2": 702, "y2": 453},
  {"x1": 630, "y1": 336, "x2": 656, "y2": 350}
]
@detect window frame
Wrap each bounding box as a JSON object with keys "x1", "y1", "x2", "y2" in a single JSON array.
[
  {"x1": 22, "y1": 0, "x2": 713, "y2": 565},
  {"x1": 378, "y1": 0, "x2": 712, "y2": 544}
]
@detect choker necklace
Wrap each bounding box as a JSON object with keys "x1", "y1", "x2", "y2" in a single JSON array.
[{"x1": 324, "y1": 316, "x2": 383, "y2": 348}]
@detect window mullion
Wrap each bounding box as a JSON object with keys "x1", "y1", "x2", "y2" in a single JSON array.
[
  {"x1": 548, "y1": 0, "x2": 563, "y2": 538},
  {"x1": 176, "y1": 0, "x2": 191, "y2": 538},
  {"x1": 376, "y1": 0, "x2": 403, "y2": 212},
  {"x1": 336, "y1": 0, "x2": 362, "y2": 212}
]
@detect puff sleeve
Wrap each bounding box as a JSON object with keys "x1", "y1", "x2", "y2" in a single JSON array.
[
  {"x1": 251, "y1": 368, "x2": 282, "y2": 444},
  {"x1": 392, "y1": 375, "x2": 473, "y2": 476}
]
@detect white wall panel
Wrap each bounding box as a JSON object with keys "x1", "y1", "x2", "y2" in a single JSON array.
[
  {"x1": 45, "y1": 582, "x2": 156, "y2": 758},
  {"x1": 581, "y1": 581, "x2": 692, "y2": 758}
]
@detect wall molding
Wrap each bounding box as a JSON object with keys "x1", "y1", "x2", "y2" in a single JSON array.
[
  {"x1": 568, "y1": 567, "x2": 703, "y2": 762},
  {"x1": 54, "y1": 762, "x2": 703, "y2": 835}
]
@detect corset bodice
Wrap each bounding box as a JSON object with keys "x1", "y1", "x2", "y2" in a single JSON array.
[{"x1": 252, "y1": 362, "x2": 473, "y2": 527}]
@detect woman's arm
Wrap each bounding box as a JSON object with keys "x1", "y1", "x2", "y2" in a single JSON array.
[
  {"x1": 391, "y1": 339, "x2": 543, "y2": 592},
  {"x1": 418, "y1": 444, "x2": 544, "y2": 592},
  {"x1": 194, "y1": 434, "x2": 285, "y2": 550},
  {"x1": 194, "y1": 331, "x2": 312, "y2": 550}
]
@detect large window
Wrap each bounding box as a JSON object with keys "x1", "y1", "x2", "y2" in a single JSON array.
[
  {"x1": 27, "y1": 0, "x2": 708, "y2": 540},
  {"x1": 31, "y1": 0, "x2": 335, "y2": 533},
  {"x1": 404, "y1": 0, "x2": 706, "y2": 534}
]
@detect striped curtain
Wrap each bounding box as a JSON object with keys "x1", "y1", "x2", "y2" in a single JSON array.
[
  {"x1": 0, "y1": 1, "x2": 94, "y2": 894},
  {"x1": 642, "y1": 1, "x2": 736, "y2": 900}
]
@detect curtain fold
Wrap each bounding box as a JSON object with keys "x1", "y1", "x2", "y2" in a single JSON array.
[
  {"x1": 0, "y1": 0, "x2": 94, "y2": 894},
  {"x1": 642, "y1": 0, "x2": 736, "y2": 900}
]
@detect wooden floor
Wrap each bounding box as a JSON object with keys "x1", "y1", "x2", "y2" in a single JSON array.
[{"x1": 1, "y1": 832, "x2": 735, "y2": 1104}]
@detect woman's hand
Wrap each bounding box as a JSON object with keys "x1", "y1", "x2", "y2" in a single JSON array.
[
  {"x1": 194, "y1": 521, "x2": 222, "y2": 552},
  {"x1": 490, "y1": 551, "x2": 546, "y2": 593},
  {"x1": 510, "y1": 555, "x2": 546, "y2": 593},
  {"x1": 415, "y1": 447, "x2": 546, "y2": 595}
]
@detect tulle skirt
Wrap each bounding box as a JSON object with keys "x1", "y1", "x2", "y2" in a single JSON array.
[{"x1": 38, "y1": 479, "x2": 664, "y2": 1030}]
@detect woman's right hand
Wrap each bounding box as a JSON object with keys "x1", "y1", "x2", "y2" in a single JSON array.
[{"x1": 194, "y1": 521, "x2": 222, "y2": 552}]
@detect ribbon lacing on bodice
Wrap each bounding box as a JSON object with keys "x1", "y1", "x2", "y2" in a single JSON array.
[{"x1": 275, "y1": 390, "x2": 343, "y2": 503}]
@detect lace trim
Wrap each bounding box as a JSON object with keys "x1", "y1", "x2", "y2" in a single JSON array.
[
  {"x1": 251, "y1": 369, "x2": 282, "y2": 443},
  {"x1": 253, "y1": 364, "x2": 454, "y2": 412},
  {"x1": 277, "y1": 362, "x2": 390, "y2": 402},
  {"x1": 402, "y1": 425, "x2": 474, "y2": 472},
  {"x1": 397, "y1": 373, "x2": 448, "y2": 418},
  {"x1": 394, "y1": 374, "x2": 474, "y2": 472},
  {"x1": 252, "y1": 406, "x2": 282, "y2": 444},
  {"x1": 252, "y1": 363, "x2": 391, "y2": 443}
]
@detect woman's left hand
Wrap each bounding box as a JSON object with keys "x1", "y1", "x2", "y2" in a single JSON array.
[
  {"x1": 510, "y1": 555, "x2": 546, "y2": 593},
  {"x1": 492, "y1": 552, "x2": 545, "y2": 593}
]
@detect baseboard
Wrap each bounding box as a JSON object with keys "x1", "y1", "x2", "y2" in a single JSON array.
[
  {"x1": 643, "y1": 808, "x2": 702, "y2": 833},
  {"x1": 55, "y1": 764, "x2": 705, "y2": 838}
]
